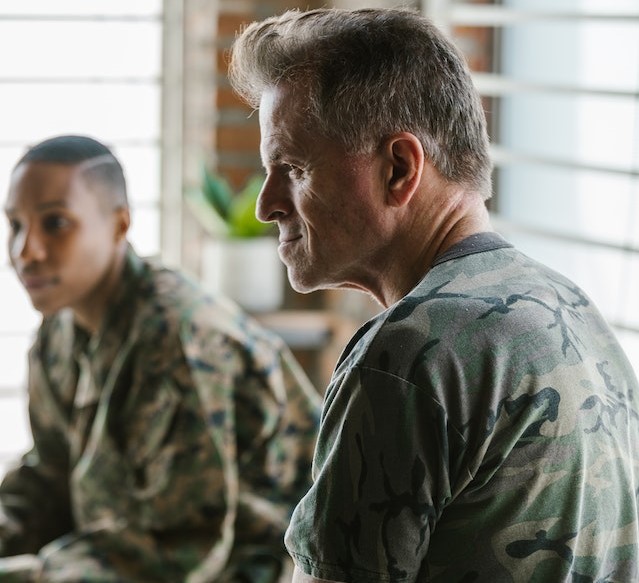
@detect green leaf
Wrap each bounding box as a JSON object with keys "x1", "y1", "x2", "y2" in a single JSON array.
[
  {"x1": 185, "y1": 167, "x2": 272, "y2": 238},
  {"x1": 228, "y1": 176, "x2": 272, "y2": 237},
  {"x1": 184, "y1": 188, "x2": 230, "y2": 237},
  {"x1": 201, "y1": 166, "x2": 233, "y2": 221}
]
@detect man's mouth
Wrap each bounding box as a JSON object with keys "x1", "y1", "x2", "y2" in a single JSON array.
[
  {"x1": 20, "y1": 275, "x2": 59, "y2": 292},
  {"x1": 279, "y1": 233, "x2": 302, "y2": 244}
]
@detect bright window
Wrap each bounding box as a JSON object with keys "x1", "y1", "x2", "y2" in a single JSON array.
[{"x1": 0, "y1": 1, "x2": 163, "y2": 473}]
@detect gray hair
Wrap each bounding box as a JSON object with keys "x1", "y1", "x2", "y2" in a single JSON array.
[{"x1": 229, "y1": 7, "x2": 493, "y2": 198}]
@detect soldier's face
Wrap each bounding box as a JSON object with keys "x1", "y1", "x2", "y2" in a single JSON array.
[
  {"x1": 257, "y1": 84, "x2": 388, "y2": 295},
  {"x1": 4, "y1": 161, "x2": 123, "y2": 317}
]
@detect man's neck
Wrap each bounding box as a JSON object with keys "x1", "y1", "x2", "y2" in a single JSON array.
[
  {"x1": 376, "y1": 186, "x2": 493, "y2": 308},
  {"x1": 73, "y1": 244, "x2": 129, "y2": 336}
]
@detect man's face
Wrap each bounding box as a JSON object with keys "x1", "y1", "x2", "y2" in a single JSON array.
[
  {"x1": 4, "y1": 161, "x2": 122, "y2": 317},
  {"x1": 258, "y1": 84, "x2": 389, "y2": 294}
]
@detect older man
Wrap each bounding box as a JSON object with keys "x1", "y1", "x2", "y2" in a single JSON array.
[
  {"x1": 0, "y1": 135, "x2": 321, "y2": 582},
  {"x1": 229, "y1": 8, "x2": 639, "y2": 583}
]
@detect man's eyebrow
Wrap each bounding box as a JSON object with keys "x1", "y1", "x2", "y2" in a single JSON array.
[
  {"x1": 36, "y1": 200, "x2": 69, "y2": 211},
  {"x1": 5, "y1": 200, "x2": 69, "y2": 214},
  {"x1": 264, "y1": 148, "x2": 284, "y2": 165}
]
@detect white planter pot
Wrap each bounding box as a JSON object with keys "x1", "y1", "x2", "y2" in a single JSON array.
[{"x1": 201, "y1": 237, "x2": 284, "y2": 313}]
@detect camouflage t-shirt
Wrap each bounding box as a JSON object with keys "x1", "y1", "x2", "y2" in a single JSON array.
[
  {"x1": 0, "y1": 248, "x2": 321, "y2": 582},
  {"x1": 285, "y1": 232, "x2": 639, "y2": 583}
]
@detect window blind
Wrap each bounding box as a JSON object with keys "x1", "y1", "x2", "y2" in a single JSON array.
[{"x1": 422, "y1": 0, "x2": 639, "y2": 371}]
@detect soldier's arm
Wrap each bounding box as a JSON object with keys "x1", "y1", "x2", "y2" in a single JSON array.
[
  {"x1": 237, "y1": 340, "x2": 320, "y2": 502},
  {"x1": 0, "y1": 344, "x2": 73, "y2": 557},
  {"x1": 32, "y1": 352, "x2": 240, "y2": 582}
]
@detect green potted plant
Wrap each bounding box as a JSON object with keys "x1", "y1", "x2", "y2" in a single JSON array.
[
  {"x1": 185, "y1": 166, "x2": 273, "y2": 239},
  {"x1": 185, "y1": 166, "x2": 284, "y2": 312}
]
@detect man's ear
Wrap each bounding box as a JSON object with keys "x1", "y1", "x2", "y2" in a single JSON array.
[
  {"x1": 114, "y1": 207, "x2": 131, "y2": 242},
  {"x1": 383, "y1": 132, "x2": 424, "y2": 207}
]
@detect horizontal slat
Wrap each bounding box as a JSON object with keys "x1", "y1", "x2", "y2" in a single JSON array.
[
  {"x1": 610, "y1": 321, "x2": 639, "y2": 335},
  {"x1": 474, "y1": 72, "x2": 639, "y2": 99},
  {"x1": 450, "y1": 5, "x2": 639, "y2": 26},
  {"x1": 0, "y1": 77, "x2": 160, "y2": 84},
  {"x1": 0, "y1": 14, "x2": 160, "y2": 22},
  {"x1": 491, "y1": 146, "x2": 639, "y2": 178},
  {"x1": 0, "y1": 138, "x2": 160, "y2": 150},
  {"x1": 490, "y1": 214, "x2": 639, "y2": 257}
]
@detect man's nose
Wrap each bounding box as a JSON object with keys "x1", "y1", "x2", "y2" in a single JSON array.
[
  {"x1": 12, "y1": 226, "x2": 46, "y2": 264},
  {"x1": 256, "y1": 174, "x2": 290, "y2": 223}
]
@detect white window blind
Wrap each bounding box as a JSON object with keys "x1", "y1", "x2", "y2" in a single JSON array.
[
  {"x1": 0, "y1": 0, "x2": 164, "y2": 474},
  {"x1": 423, "y1": 0, "x2": 639, "y2": 375}
]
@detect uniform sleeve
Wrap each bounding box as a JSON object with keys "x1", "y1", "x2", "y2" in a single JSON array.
[
  {"x1": 285, "y1": 365, "x2": 453, "y2": 583},
  {"x1": 0, "y1": 298, "x2": 320, "y2": 582},
  {"x1": 187, "y1": 313, "x2": 321, "y2": 583},
  {"x1": 233, "y1": 336, "x2": 321, "y2": 545},
  {"x1": 32, "y1": 325, "x2": 244, "y2": 583},
  {"x1": 0, "y1": 318, "x2": 242, "y2": 583},
  {"x1": 0, "y1": 339, "x2": 74, "y2": 559}
]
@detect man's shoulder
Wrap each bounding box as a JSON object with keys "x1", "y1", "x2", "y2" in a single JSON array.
[
  {"x1": 126, "y1": 256, "x2": 219, "y2": 333},
  {"x1": 345, "y1": 243, "x2": 617, "y2": 382},
  {"x1": 132, "y1": 255, "x2": 286, "y2": 360},
  {"x1": 414, "y1": 242, "x2": 595, "y2": 321}
]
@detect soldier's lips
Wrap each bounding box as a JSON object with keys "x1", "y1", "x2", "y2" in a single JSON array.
[{"x1": 21, "y1": 275, "x2": 60, "y2": 292}]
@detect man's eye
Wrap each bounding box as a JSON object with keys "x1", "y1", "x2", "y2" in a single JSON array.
[
  {"x1": 42, "y1": 215, "x2": 71, "y2": 232},
  {"x1": 285, "y1": 164, "x2": 304, "y2": 179},
  {"x1": 7, "y1": 218, "x2": 21, "y2": 234}
]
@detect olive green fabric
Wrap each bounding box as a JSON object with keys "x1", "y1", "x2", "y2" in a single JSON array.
[
  {"x1": 286, "y1": 233, "x2": 638, "y2": 582},
  {"x1": 0, "y1": 249, "x2": 321, "y2": 582}
]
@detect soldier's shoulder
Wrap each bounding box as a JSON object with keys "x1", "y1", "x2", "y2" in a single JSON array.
[{"x1": 133, "y1": 258, "x2": 283, "y2": 357}]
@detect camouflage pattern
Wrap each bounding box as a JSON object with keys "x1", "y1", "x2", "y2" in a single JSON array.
[
  {"x1": 0, "y1": 248, "x2": 321, "y2": 582},
  {"x1": 285, "y1": 233, "x2": 639, "y2": 582}
]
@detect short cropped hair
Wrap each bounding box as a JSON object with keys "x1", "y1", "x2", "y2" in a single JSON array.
[
  {"x1": 229, "y1": 8, "x2": 493, "y2": 198},
  {"x1": 16, "y1": 135, "x2": 128, "y2": 208}
]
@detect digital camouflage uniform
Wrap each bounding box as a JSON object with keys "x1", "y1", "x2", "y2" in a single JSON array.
[
  {"x1": 0, "y1": 248, "x2": 321, "y2": 582},
  {"x1": 285, "y1": 233, "x2": 639, "y2": 583}
]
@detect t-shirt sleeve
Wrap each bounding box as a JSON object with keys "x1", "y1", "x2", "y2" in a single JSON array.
[{"x1": 285, "y1": 365, "x2": 455, "y2": 582}]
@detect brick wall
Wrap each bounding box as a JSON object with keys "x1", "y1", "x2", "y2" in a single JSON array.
[
  {"x1": 214, "y1": 1, "x2": 325, "y2": 191},
  {"x1": 447, "y1": 0, "x2": 497, "y2": 206}
]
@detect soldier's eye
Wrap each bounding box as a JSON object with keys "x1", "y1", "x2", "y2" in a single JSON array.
[
  {"x1": 7, "y1": 218, "x2": 21, "y2": 235},
  {"x1": 42, "y1": 214, "x2": 72, "y2": 233}
]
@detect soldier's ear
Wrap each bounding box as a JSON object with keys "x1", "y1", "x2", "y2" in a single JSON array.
[
  {"x1": 382, "y1": 132, "x2": 424, "y2": 208},
  {"x1": 113, "y1": 207, "x2": 130, "y2": 242}
]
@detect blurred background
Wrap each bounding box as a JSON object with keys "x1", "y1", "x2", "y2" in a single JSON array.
[{"x1": 0, "y1": 0, "x2": 638, "y2": 473}]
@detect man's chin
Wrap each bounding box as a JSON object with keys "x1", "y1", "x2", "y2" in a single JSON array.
[
  {"x1": 28, "y1": 297, "x2": 61, "y2": 318},
  {"x1": 286, "y1": 267, "x2": 322, "y2": 295}
]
